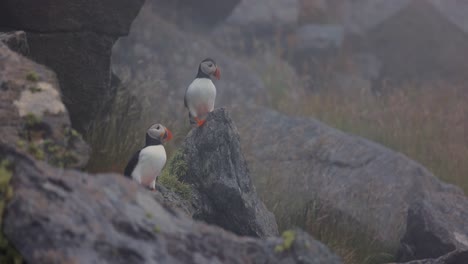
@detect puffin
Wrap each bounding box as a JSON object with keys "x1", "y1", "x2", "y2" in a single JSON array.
[
  {"x1": 184, "y1": 58, "x2": 221, "y2": 126},
  {"x1": 124, "y1": 123, "x2": 173, "y2": 190}
]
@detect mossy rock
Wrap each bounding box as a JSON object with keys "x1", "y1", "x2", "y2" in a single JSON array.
[{"x1": 0, "y1": 160, "x2": 22, "y2": 264}]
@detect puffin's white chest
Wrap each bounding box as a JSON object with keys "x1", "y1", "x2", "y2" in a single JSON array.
[
  {"x1": 131, "y1": 145, "x2": 166, "y2": 186},
  {"x1": 186, "y1": 78, "x2": 216, "y2": 117}
]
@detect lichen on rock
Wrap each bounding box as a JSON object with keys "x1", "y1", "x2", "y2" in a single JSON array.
[
  {"x1": 275, "y1": 230, "x2": 296, "y2": 253},
  {"x1": 13, "y1": 81, "x2": 66, "y2": 117}
]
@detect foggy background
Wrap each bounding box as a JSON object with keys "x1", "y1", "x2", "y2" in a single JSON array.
[{"x1": 85, "y1": 1, "x2": 468, "y2": 263}]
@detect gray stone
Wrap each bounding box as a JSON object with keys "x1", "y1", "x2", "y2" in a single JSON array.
[
  {"x1": 389, "y1": 250, "x2": 468, "y2": 264},
  {"x1": 2, "y1": 145, "x2": 342, "y2": 264},
  {"x1": 179, "y1": 108, "x2": 278, "y2": 238},
  {"x1": 0, "y1": 43, "x2": 89, "y2": 168},
  {"x1": 230, "y1": 104, "x2": 468, "y2": 259}
]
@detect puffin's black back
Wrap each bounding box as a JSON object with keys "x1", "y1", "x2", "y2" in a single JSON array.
[{"x1": 124, "y1": 150, "x2": 140, "y2": 177}]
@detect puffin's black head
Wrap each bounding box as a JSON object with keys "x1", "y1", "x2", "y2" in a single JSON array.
[
  {"x1": 197, "y1": 58, "x2": 221, "y2": 80},
  {"x1": 145, "y1": 123, "x2": 173, "y2": 146}
]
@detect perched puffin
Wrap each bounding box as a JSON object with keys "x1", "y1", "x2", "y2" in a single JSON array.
[
  {"x1": 184, "y1": 58, "x2": 221, "y2": 126},
  {"x1": 124, "y1": 124, "x2": 173, "y2": 190}
]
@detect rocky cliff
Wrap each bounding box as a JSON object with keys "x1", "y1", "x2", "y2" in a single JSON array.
[{"x1": 0, "y1": 0, "x2": 145, "y2": 133}]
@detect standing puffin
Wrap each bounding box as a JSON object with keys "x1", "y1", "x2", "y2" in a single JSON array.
[
  {"x1": 184, "y1": 58, "x2": 221, "y2": 126},
  {"x1": 124, "y1": 124, "x2": 173, "y2": 190}
]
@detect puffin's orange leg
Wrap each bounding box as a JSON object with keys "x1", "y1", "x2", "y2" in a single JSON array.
[{"x1": 194, "y1": 117, "x2": 206, "y2": 127}]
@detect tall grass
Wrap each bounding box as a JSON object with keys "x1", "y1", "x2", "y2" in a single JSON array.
[{"x1": 278, "y1": 81, "x2": 468, "y2": 194}]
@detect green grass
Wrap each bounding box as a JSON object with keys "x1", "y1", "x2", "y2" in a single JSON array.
[{"x1": 158, "y1": 150, "x2": 191, "y2": 200}]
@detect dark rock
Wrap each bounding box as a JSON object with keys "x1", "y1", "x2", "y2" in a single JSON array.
[
  {"x1": 0, "y1": 0, "x2": 143, "y2": 35},
  {"x1": 179, "y1": 108, "x2": 278, "y2": 238},
  {"x1": 2, "y1": 145, "x2": 342, "y2": 264},
  {"x1": 390, "y1": 250, "x2": 468, "y2": 264},
  {"x1": 0, "y1": 0, "x2": 145, "y2": 133},
  {"x1": 0, "y1": 43, "x2": 89, "y2": 168},
  {"x1": 0, "y1": 31, "x2": 29, "y2": 56},
  {"x1": 397, "y1": 193, "x2": 468, "y2": 262},
  {"x1": 26, "y1": 31, "x2": 116, "y2": 133},
  {"x1": 230, "y1": 104, "x2": 468, "y2": 259}
]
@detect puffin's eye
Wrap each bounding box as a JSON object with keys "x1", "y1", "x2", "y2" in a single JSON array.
[
  {"x1": 156, "y1": 125, "x2": 160, "y2": 130},
  {"x1": 208, "y1": 63, "x2": 213, "y2": 67}
]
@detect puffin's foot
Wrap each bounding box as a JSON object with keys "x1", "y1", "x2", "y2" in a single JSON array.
[{"x1": 195, "y1": 117, "x2": 206, "y2": 127}]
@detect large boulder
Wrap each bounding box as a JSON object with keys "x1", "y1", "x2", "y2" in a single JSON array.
[
  {"x1": 230, "y1": 104, "x2": 468, "y2": 262},
  {"x1": 0, "y1": 41, "x2": 89, "y2": 168},
  {"x1": 0, "y1": 0, "x2": 145, "y2": 133},
  {"x1": 179, "y1": 108, "x2": 278, "y2": 237},
  {"x1": 1, "y1": 145, "x2": 342, "y2": 264}
]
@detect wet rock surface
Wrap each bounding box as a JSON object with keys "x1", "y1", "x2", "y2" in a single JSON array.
[{"x1": 179, "y1": 108, "x2": 278, "y2": 238}]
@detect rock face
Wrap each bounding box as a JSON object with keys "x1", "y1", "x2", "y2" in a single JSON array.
[
  {"x1": 0, "y1": 0, "x2": 145, "y2": 133},
  {"x1": 2, "y1": 145, "x2": 342, "y2": 264},
  {"x1": 230, "y1": 105, "x2": 468, "y2": 261},
  {"x1": 0, "y1": 41, "x2": 89, "y2": 168},
  {"x1": 179, "y1": 108, "x2": 278, "y2": 238},
  {"x1": 391, "y1": 250, "x2": 468, "y2": 264},
  {"x1": 397, "y1": 195, "x2": 468, "y2": 262}
]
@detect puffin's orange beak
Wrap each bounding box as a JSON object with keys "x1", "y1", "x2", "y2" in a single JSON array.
[
  {"x1": 164, "y1": 128, "x2": 173, "y2": 142},
  {"x1": 214, "y1": 67, "x2": 221, "y2": 80}
]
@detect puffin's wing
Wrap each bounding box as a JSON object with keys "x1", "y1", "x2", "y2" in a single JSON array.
[
  {"x1": 124, "y1": 150, "x2": 141, "y2": 177},
  {"x1": 184, "y1": 85, "x2": 189, "y2": 108}
]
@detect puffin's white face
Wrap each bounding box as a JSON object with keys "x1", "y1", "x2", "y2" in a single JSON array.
[
  {"x1": 200, "y1": 60, "x2": 221, "y2": 80},
  {"x1": 147, "y1": 123, "x2": 173, "y2": 143}
]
